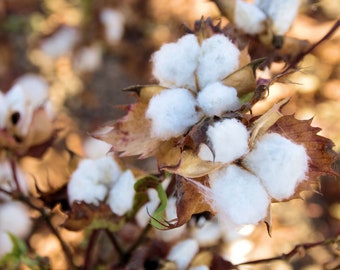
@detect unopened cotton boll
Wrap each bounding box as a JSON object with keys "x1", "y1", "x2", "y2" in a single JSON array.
[
  {"x1": 234, "y1": 0, "x2": 267, "y2": 35},
  {"x1": 197, "y1": 34, "x2": 240, "y2": 89},
  {"x1": 100, "y1": 8, "x2": 125, "y2": 44},
  {"x1": 255, "y1": 0, "x2": 300, "y2": 35},
  {"x1": 152, "y1": 34, "x2": 200, "y2": 90},
  {"x1": 205, "y1": 119, "x2": 249, "y2": 163},
  {"x1": 197, "y1": 82, "x2": 240, "y2": 116},
  {"x1": 167, "y1": 238, "x2": 199, "y2": 270},
  {"x1": 243, "y1": 133, "x2": 309, "y2": 200},
  {"x1": 210, "y1": 165, "x2": 270, "y2": 225},
  {"x1": 108, "y1": 170, "x2": 135, "y2": 216},
  {"x1": 0, "y1": 201, "x2": 32, "y2": 238},
  {"x1": 146, "y1": 88, "x2": 199, "y2": 140}
]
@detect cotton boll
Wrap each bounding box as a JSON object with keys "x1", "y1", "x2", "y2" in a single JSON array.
[
  {"x1": 191, "y1": 220, "x2": 222, "y2": 247},
  {"x1": 40, "y1": 27, "x2": 79, "y2": 58},
  {"x1": 108, "y1": 170, "x2": 135, "y2": 216},
  {"x1": 210, "y1": 165, "x2": 270, "y2": 225},
  {"x1": 243, "y1": 133, "x2": 309, "y2": 200},
  {"x1": 146, "y1": 88, "x2": 199, "y2": 140},
  {"x1": 234, "y1": 0, "x2": 267, "y2": 35},
  {"x1": 197, "y1": 82, "x2": 240, "y2": 116},
  {"x1": 255, "y1": 0, "x2": 300, "y2": 35},
  {"x1": 0, "y1": 201, "x2": 32, "y2": 238},
  {"x1": 197, "y1": 35, "x2": 240, "y2": 89},
  {"x1": 83, "y1": 137, "x2": 112, "y2": 159},
  {"x1": 0, "y1": 231, "x2": 13, "y2": 258},
  {"x1": 95, "y1": 156, "x2": 122, "y2": 186},
  {"x1": 74, "y1": 44, "x2": 102, "y2": 73},
  {"x1": 100, "y1": 8, "x2": 125, "y2": 44},
  {"x1": 206, "y1": 119, "x2": 249, "y2": 163},
  {"x1": 167, "y1": 238, "x2": 199, "y2": 270},
  {"x1": 152, "y1": 34, "x2": 200, "y2": 90}
]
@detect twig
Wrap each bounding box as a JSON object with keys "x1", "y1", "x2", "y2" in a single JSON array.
[
  {"x1": 83, "y1": 229, "x2": 100, "y2": 270},
  {"x1": 236, "y1": 238, "x2": 336, "y2": 267},
  {"x1": 105, "y1": 229, "x2": 125, "y2": 260}
]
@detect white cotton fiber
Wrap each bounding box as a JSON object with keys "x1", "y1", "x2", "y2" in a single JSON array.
[
  {"x1": 255, "y1": 0, "x2": 300, "y2": 35},
  {"x1": 0, "y1": 92, "x2": 7, "y2": 128},
  {"x1": 210, "y1": 165, "x2": 270, "y2": 225},
  {"x1": 206, "y1": 119, "x2": 249, "y2": 163},
  {"x1": 197, "y1": 82, "x2": 240, "y2": 116},
  {"x1": 100, "y1": 8, "x2": 125, "y2": 44},
  {"x1": 152, "y1": 34, "x2": 200, "y2": 90},
  {"x1": 234, "y1": 0, "x2": 266, "y2": 35},
  {"x1": 0, "y1": 231, "x2": 13, "y2": 258},
  {"x1": 68, "y1": 157, "x2": 122, "y2": 205},
  {"x1": 108, "y1": 170, "x2": 135, "y2": 216},
  {"x1": 146, "y1": 88, "x2": 199, "y2": 140},
  {"x1": 83, "y1": 137, "x2": 112, "y2": 159},
  {"x1": 191, "y1": 219, "x2": 222, "y2": 247},
  {"x1": 197, "y1": 35, "x2": 240, "y2": 89},
  {"x1": 243, "y1": 133, "x2": 309, "y2": 200},
  {"x1": 0, "y1": 201, "x2": 32, "y2": 238},
  {"x1": 167, "y1": 238, "x2": 199, "y2": 270}
]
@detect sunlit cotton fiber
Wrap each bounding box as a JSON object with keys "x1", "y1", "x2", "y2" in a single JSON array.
[
  {"x1": 210, "y1": 165, "x2": 270, "y2": 225},
  {"x1": 197, "y1": 82, "x2": 240, "y2": 116},
  {"x1": 197, "y1": 34, "x2": 240, "y2": 89},
  {"x1": 234, "y1": 0, "x2": 266, "y2": 35},
  {"x1": 146, "y1": 88, "x2": 199, "y2": 140},
  {"x1": 152, "y1": 34, "x2": 200, "y2": 90},
  {"x1": 205, "y1": 119, "x2": 249, "y2": 163},
  {"x1": 243, "y1": 133, "x2": 309, "y2": 200}
]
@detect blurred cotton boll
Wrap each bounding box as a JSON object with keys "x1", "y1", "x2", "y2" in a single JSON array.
[
  {"x1": 0, "y1": 201, "x2": 32, "y2": 238},
  {"x1": 83, "y1": 136, "x2": 112, "y2": 159},
  {"x1": 67, "y1": 156, "x2": 122, "y2": 206},
  {"x1": 0, "y1": 92, "x2": 8, "y2": 128},
  {"x1": 0, "y1": 231, "x2": 13, "y2": 258},
  {"x1": 100, "y1": 8, "x2": 125, "y2": 45},
  {"x1": 146, "y1": 88, "x2": 199, "y2": 140},
  {"x1": 40, "y1": 27, "x2": 80, "y2": 58},
  {"x1": 167, "y1": 238, "x2": 199, "y2": 270},
  {"x1": 73, "y1": 44, "x2": 102, "y2": 74},
  {"x1": 152, "y1": 34, "x2": 200, "y2": 90},
  {"x1": 243, "y1": 132, "x2": 309, "y2": 200}
]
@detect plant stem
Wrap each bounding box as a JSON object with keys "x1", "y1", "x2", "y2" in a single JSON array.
[
  {"x1": 83, "y1": 229, "x2": 100, "y2": 270},
  {"x1": 105, "y1": 229, "x2": 125, "y2": 260}
]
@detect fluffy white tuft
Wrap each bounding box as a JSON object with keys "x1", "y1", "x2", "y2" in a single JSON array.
[
  {"x1": 206, "y1": 119, "x2": 249, "y2": 163},
  {"x1": 167, "y1": 238, "x2": 199, "y2": 270},
  {"x1": 67, "y1": 157, "x2": 122, "y2": 205},
  {"x1": 74, "y1": 44, "x2": 102, "y2": 73},
  {"x1": 255, "y1": 0, "x2": 300, "y2": 35},
  {"x1": 243, "y1": 133, "x2": 309, "y2": 200},
  {"x1": 100, "y1": 8, "x2": 125, "y2": 44},
  {"x1": 234, "y1": 0, "x2": 267, "y2": 34},
  {"x1": 191, "y1": 220, "x2": 222, "y2": 247},
  {"x1": 0, "y1": 201, "x2": 32, "y2": 238},
  {"x1": 210, "y1": 165, "x2": 270, "y2": 225},
  {"x1": 197, "y1": 34, "x2": 240, "y2": 89},
  {"x1": 146, "y1": 88, "x2": 199, "y2": 140},
  {"x1": 108, "y1": 170, "x2": 135, "y2": 216},
  {"x1": 0, "y1": 231, "x2": 12, "y2": 258},
  {"x1": 197, "y1": 82, "x2": 240, "y2": 116},
  {"x1": 152, "y1": 34, "x2": 200, "y2": 90},
  {"x1": 83, "y1": 136, "x2": 112, "y2": 159}
]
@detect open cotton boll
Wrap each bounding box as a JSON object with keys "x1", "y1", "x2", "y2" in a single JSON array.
[
  {"x1": 68, "y1": 157, "x2": 122, "y2": 205},
  {"x1": 152, "y1": 34, "x2": 200, "y2": 90},
  {"x1": 191, "y1": 220, "x2": 222, "y2": 247},
  {"x1": 206, "y1": 119, "x2": 249, "y2": 163},
  {"x1": 146, "y1": 88, "x2": 199, "y2": 140},
  {"x1": 197, "y1": 35, "x2": 240, "y2": 89},
  {"x1": 100, "y1": 8, "x2": 125, "y2": 44},
  {"x1": 108, "y1": 170, "x2": 135, "y2": 216},
  {"x1": 167, "y1": 238, "x2": 199, "y2": 270},
  {"x1": 243, "y1": 133, "x2": 309, "y2": 200},
  {"x1": 197, "y1": 82, "x2": 240, "y2": 116},
  {"x1": 0, "y1": 231, "x2": 13, "y2": 258},
  {"x1": 255, "y1": 0, "x2": 300, "y2": 35},
  {"x1": 210, "y1": 165, "x2": 270, "y2": 225},
  {"x1": 234, "y1": 0, "x2": 267, "y2": 35},
  {"x1": 0, "y1": 201, "x2": 32, "y2": 238}
]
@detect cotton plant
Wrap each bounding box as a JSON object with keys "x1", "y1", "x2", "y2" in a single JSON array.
[{"x1": 97, "y1": 18, "x2": 339, "y2": 235}]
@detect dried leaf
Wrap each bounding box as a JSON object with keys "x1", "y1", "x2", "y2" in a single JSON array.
[
  {"x1": 123, "y1": 85, "x2": 166, "y2": 103},
  {"x1": 94, "y1": 102, "x2": 161, "y2": 158},
  {"x1": 168, "y1": 176, "x2": 215, "y2": 229},
  {"x1": 63, "y1": 201, "x2": 124, "y2": 231}
]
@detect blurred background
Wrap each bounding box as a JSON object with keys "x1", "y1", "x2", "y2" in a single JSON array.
[{"x1": 0, "y1": 0, "x2": 339, "y2": 269}]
